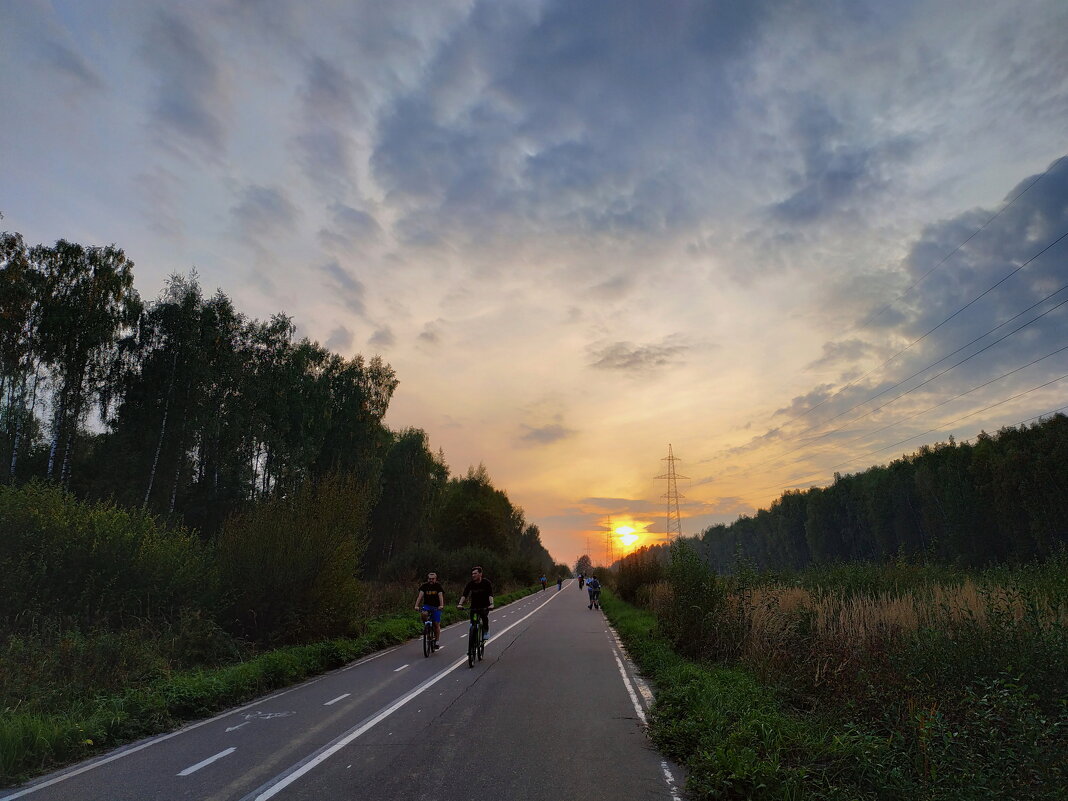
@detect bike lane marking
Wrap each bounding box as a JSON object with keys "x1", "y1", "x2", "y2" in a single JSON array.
[
  {"x1": 177, "y1": 748, "x2": 236, "y2": 777},
  {"x1": 242, "y1": 588, "x2": 565, "y2": 801},
  {"x1": 322, "y1": 694, "x2": 350, "y2": 706}
]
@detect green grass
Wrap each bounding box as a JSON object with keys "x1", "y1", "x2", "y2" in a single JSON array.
[
  {"x1": 602, "y1": 589, "x2": 915, "y2": 801},
  {"x1": 0, "y1": 584, "x2": 543, "y2": 786}
]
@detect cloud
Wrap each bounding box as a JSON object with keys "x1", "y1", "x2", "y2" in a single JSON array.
[
  {"x1": 294, "y1": 56, "x2": 367, "y2": 194},
  {"x1": 369, "y1": 326, "x2": 395, "y2": 348},
  {"x1": 231, "y1": 184, "x2": 300, "y2": 243},
  {"x1": 767, "y1": 103, "x2": 917, "y2": 224},
  {"x1": 589, "y1": 337, "x2": 688, "y2": 372},
  {"x1": 518, "y1": 422, "x2": 576, "y2": 446},
  {"x1": 317, "y1": 203, "x2": 381, "y2": 252},
  {"x1": 39, "y1": 40, "x2": 103, "y2": 92},
  {"x1": 317, "y1": 260, "x2": 366, "y2": 315},
  {"x1": 418, "y1": 319, "x2": 445, "y2": 345},
  {"x1": 325, "y1": 325, "x2": 354, "y2": 352},
  {"x1": 370, "y1": 0, "x2": 772, "y2": 247},
  {"x1": 141, "y1": 10, "x2": 228, "y2": 157}
]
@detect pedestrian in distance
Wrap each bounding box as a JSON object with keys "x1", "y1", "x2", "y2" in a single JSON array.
[
  {"x1": 540, "y1": 574, "x2": 547, "y2": 591},
  {"x1": 557, "y1": 576, "x2": 563, "y2": 591}
]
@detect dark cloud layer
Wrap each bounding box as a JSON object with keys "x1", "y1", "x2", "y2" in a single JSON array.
[
  {"x1": 231, "y1": 184, "x2": 299, "y2": 241},
  {"x1": 141, "y1": 11, "x2": 227, "y2": 156}
]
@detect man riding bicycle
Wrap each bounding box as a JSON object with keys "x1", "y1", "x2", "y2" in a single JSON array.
[
  {"x1": 414, "y1": 571, "x2": 445, "y2": 650},
  {"x1": 457, "y1": 566, "x2": 494, "y2": 641}
]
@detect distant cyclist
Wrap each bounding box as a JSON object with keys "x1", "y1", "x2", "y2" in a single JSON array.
[
  {"x1": 578, "y1": 573, "x2": 585, "y2": 589},
  {"x1": 414, "y1": 571, "x2": 445, "y2": 650},
  {"x1": 586, "y1": 575, "x2": 601, "y2": 609},
  {"x1": 457, "y1": 566, "x2": 494, "y2": 641},
  {"x1": 540, "y1": 575, "x2": 547, "y2": 591}
]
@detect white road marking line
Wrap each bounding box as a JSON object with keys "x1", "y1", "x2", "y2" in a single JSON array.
[
  {"x1": 393, "y1": 664, "x2": 409, "y2": 672},
  {"x1": 661, "y1": 761, "x2": 683, "y2": 801},
  {"x1": 244, "y1": 589, "x2": 564, "y2": 801},
  {"x1": 0, "y1": 676, "x2": 321, "y2": 801},
  {"x1": 323, "y1": 694, "x2": 350, "y2": 706},
  {"x1": 177, "y1": 748, "x2": 236, "y2": 777},
  {"x1": 225, "y1": 722, "x2": 250, "y2": 732},
  {"x1": 611, "y1": 651, "x2": 647, "y2": 725}
]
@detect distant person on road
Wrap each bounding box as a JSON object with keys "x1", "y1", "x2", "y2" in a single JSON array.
[
  {"x1": 414, "y1": 571, "x2": 445, "y2": 649},
  {"x1": 586, "y1": 575, "x2": 601, "y2": 609},
  {"x1": 557, "y1": 577, "x2": 563, "y2": 591},
  {"x1": 458, "y1": 566, "x2": 494, "y2": 641},
  {"x1": 578, "y1": 573, "x2": 585, "y2": 589},
  {"x1": 540, "y1": 575, "x2": 547, "y2": 591}
]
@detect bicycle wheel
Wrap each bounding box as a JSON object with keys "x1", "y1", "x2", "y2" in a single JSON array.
[
  {"x1": 467, "y1": 624, "x2": 477, "y2": 668},
  {"x1": 422, "y1": 623, "x2": 431, "y2": 657},
  {"x1": 477, "y1": 630, "x2": 485, "y2": 661}
]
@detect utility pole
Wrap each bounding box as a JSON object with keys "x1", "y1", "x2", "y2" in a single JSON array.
[{"x1": 654, "y1": 443, "x2": 688, "y2": 539}]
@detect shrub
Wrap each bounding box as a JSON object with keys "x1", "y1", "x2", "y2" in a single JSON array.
[{"x1": 216, "y1": 473, "x2": 372, "y2": 643}]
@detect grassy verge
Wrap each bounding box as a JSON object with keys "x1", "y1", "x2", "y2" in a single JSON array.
[
  {"x1": 601, "y1": 589, "x2": 916, "y2": 801},
  {"x1": 0, "y1": 584, "x2": 542, "y2": 787}
]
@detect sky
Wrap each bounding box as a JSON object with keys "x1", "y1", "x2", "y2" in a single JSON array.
[{"x1": 2, "y1": 0, "x2": 1067, "y2": 568}]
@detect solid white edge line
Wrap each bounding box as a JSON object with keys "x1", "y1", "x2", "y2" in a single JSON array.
[
  {"x1": 323, "y1": 694, "x2": 350, "y2": 706},
  {"x1": 611, "y1": 652, "x2": 647, "y2": 726},
  {"x1": 393, "y1": 664, "x2": 409, "y2": 672},
  {"x1": 245, "y1": 589, "x2": 564, "y2": 801},
  {"x1": 660, "y1": 760, "x2": 683, "y2": 801},
  {"x1": 177, "y1": 747, "x2": 236, "y2": 777}
]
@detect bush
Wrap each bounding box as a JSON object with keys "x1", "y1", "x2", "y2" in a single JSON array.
[
  {"x1": 217, "y1": 473, "x2": 372, "y2": 643},
  {"x1": 0, "y1": 482, "x2": 216, "y2": 631}
]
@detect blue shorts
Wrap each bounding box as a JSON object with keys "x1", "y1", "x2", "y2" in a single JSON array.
[{"x1": 421, "y1": 605, "x2": 442, "y2": 623}]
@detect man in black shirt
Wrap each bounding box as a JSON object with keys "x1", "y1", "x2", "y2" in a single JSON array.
[
  {"x1": 457, "y1": 566, "x2": 494, "y2": 641},
  {"x1": 414, "y1": 571, "x2": 445, "y2": 649}
]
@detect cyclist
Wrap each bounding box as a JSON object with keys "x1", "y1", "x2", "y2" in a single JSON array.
[
  {"x1": 414, "y1": 571, "x2": 445, "y2": 649},
  {"x1": 457, "y1": 566, "x2": 494, "y2": 642},
  {"x1": 586, "y1": 574, "x2": 601, "y2": 609}
]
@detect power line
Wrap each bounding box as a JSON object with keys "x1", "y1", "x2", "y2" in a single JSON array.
[
  {"x1": 747, "y1": 280, "x2": 1068, "y2": 473},
  {"x1": 768, "y1": 378, "x2": 1068, "y2": 492},
  {"x1": 787, "y1": 227, "x2": 1068, "y2": 431},
  {"x1": 848, "y1": 158, "x2": 1062, "y2": 334},
  {"x1": 792, "y1": 156, "x2": 1066, "y2": 423},
  {"x1": 789, "y1": 292, "x2": 1068, "y2": 451}
]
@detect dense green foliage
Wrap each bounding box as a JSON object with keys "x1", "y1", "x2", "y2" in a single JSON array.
[
  {"x1": 699, "y1": 416, "x2": 1068, "y2": 570},
  {"x1": 610, "y1": 541, "x2": 1068, "y2": 799}
]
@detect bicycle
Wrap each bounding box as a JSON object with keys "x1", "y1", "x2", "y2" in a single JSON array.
[
  {"x1": 421, "y1": 614, "x2": 435, "y2": 658},
  {"x1": 459, "y1": 605, "x2": 491, "y2": 668}
]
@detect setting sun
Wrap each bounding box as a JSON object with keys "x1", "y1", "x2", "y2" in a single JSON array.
[{"x1": 615, "y1": 526, "x2": 639, "y2": 548}]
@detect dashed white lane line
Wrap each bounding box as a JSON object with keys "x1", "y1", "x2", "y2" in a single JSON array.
[
  {"x1": 323, "y1": 694, "x2": 350, "y2": 706},
  {"x1": 177, "y1": 748, "x2": 236, "y2": 777},
  {"x1": 393, "y1": 664, "x2": 409, "y2": 672}
]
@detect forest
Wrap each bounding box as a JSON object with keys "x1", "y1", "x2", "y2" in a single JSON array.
[{"x1": 0, "y1": 231, "x2": 563, "y2": 586}]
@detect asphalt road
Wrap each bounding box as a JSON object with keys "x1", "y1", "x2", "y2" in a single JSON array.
[{"x1": 1, "y1": 580, "x2": 684, "y2": 801}]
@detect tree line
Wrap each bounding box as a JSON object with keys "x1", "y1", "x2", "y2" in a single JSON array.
[
  {"x1": 0, "y1": 231, "x2": 561, "y2": 584},
  {"x1": 615, "y1": 414, "x2": 1068, "y2": 586}
]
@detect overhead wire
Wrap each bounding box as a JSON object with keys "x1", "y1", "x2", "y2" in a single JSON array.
[
  {"x1": 766, "y1": 378, "x2": 1068, "y2": 493},
  {"x1": 788, "y1": 155, "x2": 1066, "y2": 423}
]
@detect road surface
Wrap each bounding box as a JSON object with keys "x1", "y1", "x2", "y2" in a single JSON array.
[{"x1": 1, "y1": 581, "x2": 684, "y2": 800}]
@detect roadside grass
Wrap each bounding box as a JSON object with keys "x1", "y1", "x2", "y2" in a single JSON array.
[
  {"x1": 601, "y1": 589, "x2": 914, "y2": 800},
  {"x1": 0, "y1": 584, "x2": 541, "y2": 787}
]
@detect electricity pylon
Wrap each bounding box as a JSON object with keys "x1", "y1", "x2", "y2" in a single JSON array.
[{"x1": 654, "y1": 444, "x2": 688, "y2": 539}]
